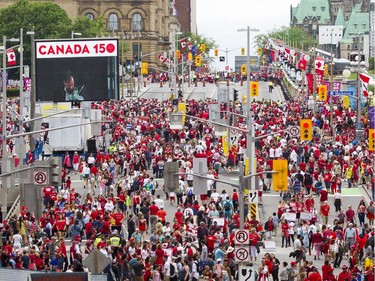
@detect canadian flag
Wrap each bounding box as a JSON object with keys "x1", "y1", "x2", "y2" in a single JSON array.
[
  {"x1": 187, "y1": 42, "x2": 192, "y2": 51},
  {"x1": 359, "y1": 73, "x2": 371, "y2": 97},
  {"x1": 297, "y1": 54, "x2": 307, "y2": 71},
  {"x1": 315, "y1": 57, "x2": 325, "y2": 74},
  {"x1": 6, "y1": 49, "x2": 16, "y2": 66},
  {"x1": 180, "y1": 38, "x2": 186, "y2": 49}
]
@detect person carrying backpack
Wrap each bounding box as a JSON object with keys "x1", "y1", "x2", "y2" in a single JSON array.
[{"x1": 222, "y1": 196, "x2": 233, "y2": 220}]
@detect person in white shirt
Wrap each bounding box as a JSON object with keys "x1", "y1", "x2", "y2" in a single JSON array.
[
  {"x1": 210, "y1": 189, "x2": 220, "y2": 203},
  {"x1": 104, "y1": 200, "x2": 115, "y2": 212},
  {"x1": 87, "y1": 153, "x2": 95, "y2": 167},
  {"x1": 154, "y1": 194, "x2": 164, "y2": 209},
  {"x1": 269, "y1": 146, "x2": 276, "y2": 159}
]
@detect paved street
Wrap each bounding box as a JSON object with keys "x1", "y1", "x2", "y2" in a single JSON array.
[{"x1": 61, "y1": 81, "x2": 373, "y2": 276}]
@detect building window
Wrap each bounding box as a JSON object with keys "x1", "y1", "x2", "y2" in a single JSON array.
[
  {"x1": 317, "y1": 16, "x2": 321, "y2": 20},
  {"x1": 321, "y1": 7, "x2": 325, "y2": 12},
  {"x1": 86, "y1": 13, "x2": 94, "y2": 20},
  {"x1": 132, "y1": 13, "x2": 142, "y2": 31},
  {"x1": 108, "y1": 13, "x2": 118, "y2": 32},
  {"x1": 312, "y1": 6, "x2": 316, "y2": 12},
  {"x1": 348, "y1": 45, "x2": 350, "y2": 50}
]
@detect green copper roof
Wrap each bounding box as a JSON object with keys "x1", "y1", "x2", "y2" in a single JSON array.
[
  {"x1": 335, "y1": 8, "x2": 345, "y2": 27},
  {"x1": 292, "y1": 0, "x2": 331, "y2": 24},
  {"x1": 341, "y1": 12, "x2": 369, "y2": 43}
]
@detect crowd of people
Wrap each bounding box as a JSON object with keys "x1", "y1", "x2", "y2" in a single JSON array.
[{"x1": 0, "y1": 75, "x2": 374, "y2": 281}]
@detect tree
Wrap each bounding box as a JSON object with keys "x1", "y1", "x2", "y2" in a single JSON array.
[
  {"x1": 0, "y1": 0, "x2": 107, "y2": 79},
  {"x1": 177, "y1": 32, "x2": 218, "y2": 71}
]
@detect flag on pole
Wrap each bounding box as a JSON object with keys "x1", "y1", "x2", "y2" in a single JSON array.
[
  {"x1": 180, "y1": 38, "x2": 186, "y2": 49},
  {"x1": 297, "y1": 53, "x2": 307, "y2": 71},
  {"x1": 6, "y1": 49, "x2": 16, "y2": 66},
  {"x1": 315, "y1": 57, "x2": 325, "y2": 74},
  {"x1": 187, "y1": 42, "x2": 192, "y2": 51},
  {"x1": 359, "y1": 73, "x2": 371, "y2": 97}
]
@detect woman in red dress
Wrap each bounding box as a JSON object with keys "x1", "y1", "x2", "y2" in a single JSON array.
[{"x1": 138, "y1": 214, "x2": 147, "y2": 240}]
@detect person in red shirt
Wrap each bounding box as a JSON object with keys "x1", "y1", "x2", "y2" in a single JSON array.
[
  {"x1": 320, "y1": 201, "x2": 330, "y2": 225},
  {"x1": 206, "y1": 229, "x2": 217, "y2": 253},
  {"x1": 111, "y1": 209, "x2": 124, "y2": 233},
  {"x1": 319, "y1": 187, "x2": 328, "y2": 204},
  {"x1": 322, "y1": 260, "x2": 334, "y2": 281},
  {"x1": 337, "y1": 265, "x2": 351, "y2": 281},
  {"x1": 312, "y1": 229, "x2": 323, "y2": 260},
  {"x1": 308, "y1": 267, "x2": 322, "y2": 281},
  {"x1": 156, "y1": 206, "x2": 167, "y2": 225}
]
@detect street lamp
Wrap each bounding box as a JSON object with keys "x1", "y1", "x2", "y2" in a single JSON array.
[
  {"x1": 237, "y1": 26, "x2": 259, "y2": 229},
  {"x1": 71, "y1": 31, "x2": 82, "y2": 39},
  {"x1": 1, "y1": 34, "x2": 22, "y2": 220}
]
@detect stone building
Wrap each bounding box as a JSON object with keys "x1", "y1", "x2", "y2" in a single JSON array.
[{"x1": 0, "y1": 0, "x2": 198, "y2": 70}]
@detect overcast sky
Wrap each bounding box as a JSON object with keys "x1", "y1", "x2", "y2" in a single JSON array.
[{"x1": 196, "y1": 0, "x2": 301, "y2": 70}]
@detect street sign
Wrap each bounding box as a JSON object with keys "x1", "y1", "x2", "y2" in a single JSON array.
[
  {"x1": 248, "y1": 191, "x2": 259, "y2": 204},
  {"x1": 234, "y1": 229, "x2": 250, "y2": 244},
  {"x1": 234, "y1": 246, "x2": 250, "y2": 262},
  {"x1": 83, "y1": 249, "x2": 112, "y2": 274},
  {"x1": 33, "y1": 171, "x2": 48, "y2": 185},
  {"x1": 225, "y1": 65, "x2": 229, "y2": 71},
  {"x1": 288, "y1": 126, "x2": 300, "y2": 137},
  {"x1": 239, "y1": 266, "x2": 256, "y2": 281},
  {"x1": 219, "y1": 56, "x2": 225, "y2": 62},
  {"x1": 329, "y1": 90, "x2": 354, "y2": 96}
]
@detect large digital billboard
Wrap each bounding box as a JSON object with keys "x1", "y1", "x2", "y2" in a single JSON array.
[{"x1": 35, "y1": 38, "x2": 119, "y2": 102}]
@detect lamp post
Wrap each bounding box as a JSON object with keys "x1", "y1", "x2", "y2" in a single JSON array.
[
  {"x1": 19, "y1": 29, "x2": 24, "y2": 133},
  {"x1": 71, "y1": 31, "x2": 82, "y2": 39},
  {"x1": 1, "y1": 35, "x2": 22, "y2": 219},
  {"x1": 237, "y1": 26, "x2": 259, "y2": 229},
  {"x1": 27, "y1": 29, "x2": 35, "y2": 152},
  {"x1": 173, "y1": 32, "x2": 182, "y2": 111},
  {"x1": 329, "y1": 29, "x2": 335, "y2": 136}
]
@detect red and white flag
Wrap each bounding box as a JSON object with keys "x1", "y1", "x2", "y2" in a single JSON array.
[
  {"x1": 6, "y1": 49, "x2": 16, "y2": 66},
  {"x1": 359, "y1": 73, "x2": 371, "y2": 97},
  {"x1": 180, "y1": 38, "x2": 186, "y2": 49},
  {"x1": 187, "y1": 42, "x2": 192, "y2": 51},
  {"x1": 315, "y1": 57, "x2": 325, "y2": 74},
  {"x1": 297, "y1": 56, "x2": 307, "y2": 71}
]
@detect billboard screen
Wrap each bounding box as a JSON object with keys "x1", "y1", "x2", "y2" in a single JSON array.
[{"x1": 35, "y1": 39, "x2": 119, "y2": 102}]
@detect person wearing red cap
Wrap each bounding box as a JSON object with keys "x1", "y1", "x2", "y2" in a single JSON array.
[{"x1": 337, "y1": 265, "x2": 351, "y2": 281}]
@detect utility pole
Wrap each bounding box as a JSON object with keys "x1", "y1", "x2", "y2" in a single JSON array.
[
  {"x1": 28, "y1": 29, "x2": 36, "y2": 153},
  {"x1": 19, "y1": 28, "x2": 23, "y2": 132}
]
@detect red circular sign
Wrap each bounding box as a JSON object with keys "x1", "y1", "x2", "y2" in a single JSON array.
[
  {"x1": 106, "y1": 43, "x2": 115, "y2": 53},
  {"x1": 34, "y1": 172, "x2": 47, "y2": 185}
]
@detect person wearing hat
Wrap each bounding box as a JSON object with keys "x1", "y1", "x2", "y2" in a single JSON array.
[
  {"x1": 109, "y1": 229, "x2": 121, "y2": 256},
  {"x1": 337, "y1": 265, "x2": 351, "y2": 281}
]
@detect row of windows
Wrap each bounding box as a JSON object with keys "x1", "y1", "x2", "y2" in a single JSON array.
[{"x1": 86, "y1": 13, "x2": 142, "y2": 32}]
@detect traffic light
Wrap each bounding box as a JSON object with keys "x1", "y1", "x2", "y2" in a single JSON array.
[
  {"x1": 234, "y1": 89, "x2": 238, "y2": 102},
  {"x1": 324, "y1": 64, "x2": 328, "y2": 77},
  {"x1": 195, "y1": 56, "x2": 201, "y2": 66},
  {"x1": 164, "y1": 162, "x2": 179, "y2": 192},
  {"x1": 251, "y1": 59, "x2": 255, "y2": 65},
  {"x1": 272, "y1": 159, "x2": 288, "y2": 191},
  {"x1": 241, "y1": 47, "x2": 245, "y2": 55},
  {"x1": 250, "y1": 81, "x2": 259, "y2": 97},
  {"x1": 176, "y1": 50, "x2": 181, "y2": 59},
  {"x1": 49, "y1": 156, "x2": 62, "y2": 186},
  {"x1": 369, "y1": 129, "x2": 375, "y2": 151},
  {"x1": 241, "y1": 64, "x2": 246, "y2": 75},
  {"x1": 300, "y1": 119, "x2": 312, "y2": 141},
  {"x1": 257, "y1": 47, "x2": 262, "y2": 55},
  {"x1": 200, "y1": 43, "x2": 206, "y2": 53},
  {"x1": 214, "y1": 49, "x2": 218, "y2": 56},
  {"x1": 318, "y1": 85, "x2": 327, "y2": 101},
  {"x1": 188, "y1": 52, "x2": 193, "y2": 61},
  {"x1": 141, "y1": 62, "x2": 149, "y2": 75}
]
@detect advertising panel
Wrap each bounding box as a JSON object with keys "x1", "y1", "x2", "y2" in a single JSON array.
[{"x1": 35, "y1": 39, "x2": 118, "y2": 102}]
